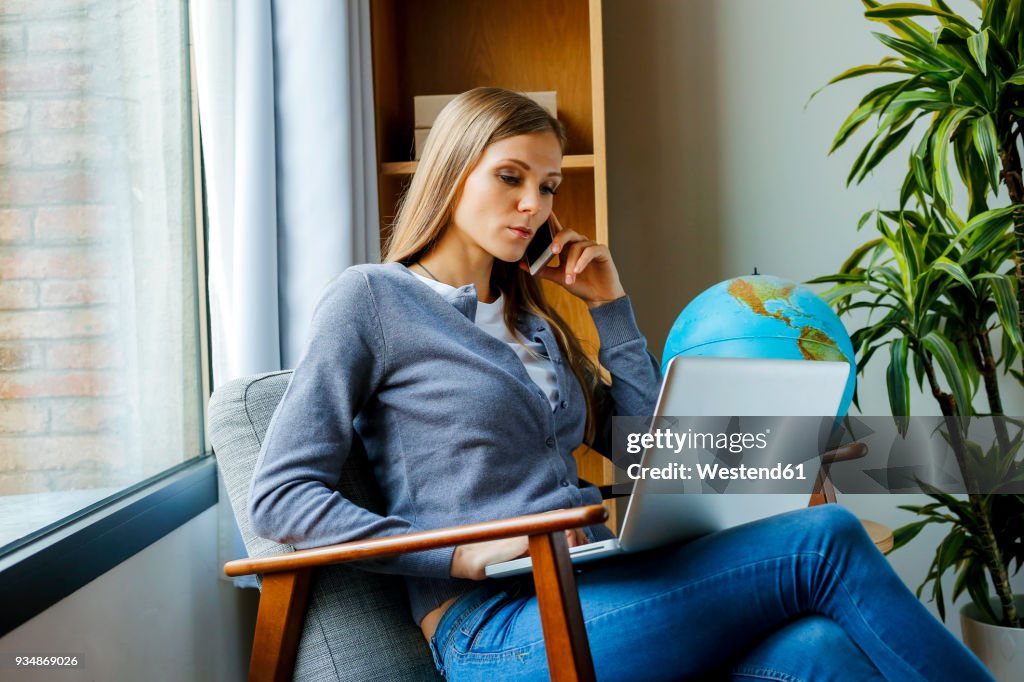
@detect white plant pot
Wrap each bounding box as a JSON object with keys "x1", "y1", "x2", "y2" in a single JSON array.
[{"x1": 960, "y1": 595, "x2": 1024, "y2": 682}]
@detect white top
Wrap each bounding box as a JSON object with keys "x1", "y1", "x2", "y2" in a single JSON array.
[{"x1": 411, "y1": 271, "x2": 560, "y2": 411}]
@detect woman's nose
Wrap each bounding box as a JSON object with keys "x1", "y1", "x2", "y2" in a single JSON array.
[{"x1": 518, "y1": 188, "x2": 541, "y2": 214}]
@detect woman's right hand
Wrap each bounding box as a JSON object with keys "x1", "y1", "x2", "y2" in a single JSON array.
[
  {"x1": 450, "y1": 529, "x2": 589, "y2": 580},
  {"x1": 451, "y1": 537, "x2": 529, "y2": 580}
]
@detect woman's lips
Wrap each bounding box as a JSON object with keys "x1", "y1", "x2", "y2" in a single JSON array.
[{"x1": 508, "y1": 226, "x2": 532, "y2": 239}]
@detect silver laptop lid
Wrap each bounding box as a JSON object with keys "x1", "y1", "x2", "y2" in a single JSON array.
[
  {"x1": 616, "y1": 356, "x2": 851, "y2": 551},
  {"x1": 653, "y1": 356, "x2": 851, "y2": 417}
]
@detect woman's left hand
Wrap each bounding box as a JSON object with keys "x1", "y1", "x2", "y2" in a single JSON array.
[{"x1": 520, "y1": 212, "x2": 626, "y2": 308}]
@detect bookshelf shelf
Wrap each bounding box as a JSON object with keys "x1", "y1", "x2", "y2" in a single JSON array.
[{"x1": 381, "y1": 154, "x2": 597, "y2": 177}]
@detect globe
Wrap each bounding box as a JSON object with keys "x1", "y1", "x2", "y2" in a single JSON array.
[{"x1": 661, "y1": 274, "x2": 857, "y2": 417}]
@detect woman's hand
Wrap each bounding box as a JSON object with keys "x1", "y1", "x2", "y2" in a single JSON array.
[
  {"x1": 450, "y1": 528, "x2": 590, "y2": 580},
  {"x1": 521, "y1": 212, "x2": 626, "y2": 308},
  {"x1": 451, "y1": 537, "x2": 528, "y2": 581}
]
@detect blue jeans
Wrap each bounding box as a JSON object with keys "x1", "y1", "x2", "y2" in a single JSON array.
[{"x1": 428, "y1": 505, "x2": 993, "y2": 681}]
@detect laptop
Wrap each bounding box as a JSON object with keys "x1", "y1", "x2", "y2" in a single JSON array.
[{"x1": 485, "y1": 356, "x2": 851, "y2": 578}]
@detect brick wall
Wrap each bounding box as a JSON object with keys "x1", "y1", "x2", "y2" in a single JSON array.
[{"x1": 0, "y1": 0, "x2": 132, "y2": 495}]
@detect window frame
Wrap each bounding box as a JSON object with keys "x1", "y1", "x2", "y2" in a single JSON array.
[
  {"x1": 0, "y1": 456, "x2": 217, "y2": 636},
  {"x1": 0, "y1": 0, "x2": 216, "y2": 638}
]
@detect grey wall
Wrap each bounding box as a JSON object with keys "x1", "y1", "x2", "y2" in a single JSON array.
[
  {"x1": 603, "y1": 0, "x2": 1023, "y2": 638},
  {"x1": 0, "y1": 507, "x2": 258, "y2": 682}
]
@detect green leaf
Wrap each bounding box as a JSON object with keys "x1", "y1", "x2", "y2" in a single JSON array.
[
  {"x1": 966, "y1": 30, "x2": 989, "y2": 76},
  {"x1": 921, "y1": 330, "x2": 972, "y2": 415},
  {"x1": 1009, "y1": 67, "x2": 1024, "y2": 85},
  {"x1": 865, "y1": 3, "x2": 975, "y2": 31},
  {"x1": 878, "y1": 73, "x2": 932, "y2": 118},
  {"x1": 956, "y1": 133, "x2": 992, "y2": 216},
  {"x1": 888, "y1": 336, "x2": 911, "y2": 433},
  {"x1": 911, "y1": 146, "x2": 933, "y2": 194},
  {"x1": 948, "y1": 74, "x2": 963, "y2": 102},
  {"x1": 971, "y1": 114, "x2": 1000, "y2": 192},
  {"x1": 931, "y1": 108, "x2": 973, "y2": 206},
  {"x1": 956, "y1": 206, "x2": 1016, "y2": 262},
  {"x1": 967, "y1": 575, "x2": 1000, "y2": 625},
  {"x1": 984, "y1": 29, "x2": 1018, "y2": 75},
  {"x1": 879, "y1": 96, "x2": 927, "y2": 133},
  {"x1": 932, "y1": 554, "x2": 947, "y2": 621},
  {"x1": 858, "y1": 342, "x2": 886, "y2": 378},
  {"x1": 828, "y1": 63, "x2": 916, "y2": 87},
  {"x1": 888, "y1": 89, "x2": 951, "y2": 112},
  {"x1": 806, "y1": 273, "x2": 868, "y2": 285},
  {"x1": 900, "y1": 169, "x2": 917, "y2": 208},
  {"x1": 952, "y1": 557, "x2": 977, "y2": 602},
  {"x1": 1005, "y1": 0, "x2": 1022, "y2": 46},
  {"x1": 857, "y1": 209, "x2": 876, "y2": 232},
  {"x1": 976, "y1": 273, "x2": 1024, "y2": 357},
  {"x1": 843, "y1": 238, "x2": 884, "y2": 270},
  {"x1": 890, "y1": 518, "x2": 934, "y2": 550},
  {"x1": 811, "y1": 64, "x2": 916, "y2": 106},
  {"x1": 899, "y1": 217, "x2": 922, "y2": 285},
  {"x1": 872, "y1": 31, "x2": 956, "y2": 71},
  {"x1": 848, "y1": 133, "x2": 881, "y2": 187},
  {"x1": 859, "y1": 122, "x2": 918, "y2": 182},
  {"x1": 932, "y1": 257, "x2": 975, "y2": 295},
  {"x1": 1001, "y1": 328, "x2": 1020, "y2": 374},
  {"x1": 982, "y1": 0, "x2": 1009, "y2": 39},
  {"x1": 863, "y1": 0, "x2": 939, "y2": 44},
  {"x1": 823, "y1": 283, "x2": 880, "y2": 305},
  {"x1": 936, "y1": 530, "x2": 966, "y2": 575},
  {"x1": 830, "y1": 100, "x2": 881, "y2": 154}
]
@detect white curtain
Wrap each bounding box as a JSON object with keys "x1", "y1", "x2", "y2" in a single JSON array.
[{"x1": 191, "y1": 0, "x2": 379, "y2": 583}]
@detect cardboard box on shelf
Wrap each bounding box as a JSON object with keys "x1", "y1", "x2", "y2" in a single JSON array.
[{"x1": 413, "y1": 91, "x2": 557, "y2": 129}]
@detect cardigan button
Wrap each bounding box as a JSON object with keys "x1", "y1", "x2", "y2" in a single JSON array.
[
  {"x1": 560, "y1": 480, "x2": 570, "y2": 487},
  {"x1": 545, "y1": 437, "x2": 556, "y2": 448},
  {"x1": 560, "y1": 400, "x2": 568, "y2": 409}
]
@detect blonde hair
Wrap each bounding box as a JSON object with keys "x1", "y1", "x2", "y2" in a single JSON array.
[{"x1": 383, "y1": 87, "x2": 605, "y2": 442}]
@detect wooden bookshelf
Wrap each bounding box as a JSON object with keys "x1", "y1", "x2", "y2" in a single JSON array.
[
  {"x1": 369, "y1": 0, "x2": 615, "y2": 524},
  {"x1": 381, "y1": 155, "x2": 598, "y2": 177}
]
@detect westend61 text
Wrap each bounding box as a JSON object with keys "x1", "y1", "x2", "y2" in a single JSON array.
[{"x1": 626, "y1": 462, "x2": 808, "y2": 481}]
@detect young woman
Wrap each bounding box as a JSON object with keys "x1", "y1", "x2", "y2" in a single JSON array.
[{"x1": 249, "y1": 88, "x2": 992, "y2": 681}]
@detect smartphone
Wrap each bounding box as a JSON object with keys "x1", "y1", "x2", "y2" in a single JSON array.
[{"x1": 524, "y1": 220, "x2": 555, "y2": 275}]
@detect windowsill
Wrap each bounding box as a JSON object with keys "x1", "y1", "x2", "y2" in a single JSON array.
[
  {"x1": 0, "y1": 456, "x2": 217, "y2": 637},
  {"x1": 0, "y1": 488, "x2": 122, "y2": 549}
]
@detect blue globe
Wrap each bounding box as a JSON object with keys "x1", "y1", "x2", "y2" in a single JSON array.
[{"x1": 662, "y1": 274, "x2": 857, "y2": 417}]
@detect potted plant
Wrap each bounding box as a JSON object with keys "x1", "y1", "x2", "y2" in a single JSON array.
[{"x1": 809, "y1": 1, "x2": 1024, "y2": 676}]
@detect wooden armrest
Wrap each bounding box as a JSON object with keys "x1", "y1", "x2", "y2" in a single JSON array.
[
  {"x1": 226, "y1": 504, "x2": 608, "y2": 578},
  {"x1": 821, "y1": 442, "x2": 868, "y2": 464}
]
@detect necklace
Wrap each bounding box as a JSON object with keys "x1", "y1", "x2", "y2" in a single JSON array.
[{"x1": 415, "y1": 261, "x2": 440, "y2": 282}]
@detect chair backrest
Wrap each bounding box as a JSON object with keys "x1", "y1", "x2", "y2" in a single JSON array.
[{"x1": 207, "y1": 371, "x2": 441, "y2": 681}]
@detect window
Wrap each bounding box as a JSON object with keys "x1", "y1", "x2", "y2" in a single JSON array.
[{"x1": 0, "y1": 0, "x2": 207, "y2": 555}]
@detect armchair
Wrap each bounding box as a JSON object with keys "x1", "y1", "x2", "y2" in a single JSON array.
[
  {"x1": 208, "y1": 371, "x2": 892, "y2": 681},
  {"x1": 208, "y1": 370, "x2": 601, "y2": 682}
]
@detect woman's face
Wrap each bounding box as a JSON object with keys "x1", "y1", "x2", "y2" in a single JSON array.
[{"x1": 449, "y1": 131, "x2": 563, "y2": 264}]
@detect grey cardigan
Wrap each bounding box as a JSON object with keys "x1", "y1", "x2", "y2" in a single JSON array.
[{"x1": 249, "y1": 262, "x2": 661, "y2": 624}]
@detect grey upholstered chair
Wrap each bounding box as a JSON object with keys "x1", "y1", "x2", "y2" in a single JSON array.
[
  {"x1": 208, "y1": 370, "x2": 604, "y2": 682},
  {"x1": 208, "y1": 370, "x2": 442, "y2": 681}
]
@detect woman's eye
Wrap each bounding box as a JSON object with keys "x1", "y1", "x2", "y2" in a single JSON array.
[
  {"x1": 498, "y1": 174, "x2": 520, "y2": 185},
  {"x1": 542, "y1": 186, "x2": 558, "y2": 196}
]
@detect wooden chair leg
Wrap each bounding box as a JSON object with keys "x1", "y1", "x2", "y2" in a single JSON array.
[
  {"x1": 249, "y1": 569, "x2": 312, "y2": 682},
  {"x1": 808, "y1": 467, "x2": 837, "y2": 506},
  {"x1": 529, "y1": 532, "x2": 596, "y2": 682}
]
